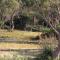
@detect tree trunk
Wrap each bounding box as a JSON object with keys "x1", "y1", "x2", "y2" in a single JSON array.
[
  {"x1": 10, "y1": 10, "x2": 16, "y2": 31},
  {"x1": 11, "y1": 20, "x2": 14, "y2": 31},
  {"x1": 9, "y1": 19, "x2": 14, "y2": 31}
]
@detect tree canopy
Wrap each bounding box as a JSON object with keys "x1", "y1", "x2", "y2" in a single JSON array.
[{"x1": 0, "y1": 0, "x2": 20, "y2": 21}]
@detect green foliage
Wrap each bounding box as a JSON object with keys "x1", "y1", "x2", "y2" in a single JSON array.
[
  {"x1": 40, "y1": 27, "x2": 53, "y2": 33},
  {"x1": 57, "y1": 24, "x2": 60, "y2": 28},
  {"x1": 0, "y1": 0, "x2": 20, "y2": 29},
  {"x1": 40, "y1": 0, "x2": 48, "y2": 5},
  {"x1": 34, "y1": 47, "x2": 53, "y2": 60},
  {"x1": 0, "y1": 0, "x2": 19, "y2": 20},
  {"x1": 21, "y1": 0, "x2": 48, "y2": 7},
  {"x1": 21, "y1": 0, "x2": 35, "y2": 7},
  {"x1": 0, "y1": 20, "x2": 4, "y2": 26},
  {"x1": 0, "y1": 0, "x2": 60, "y2": 32}
]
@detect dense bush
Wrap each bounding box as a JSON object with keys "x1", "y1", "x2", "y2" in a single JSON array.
[{"x1": 34, "y1": 47, "x2": 53, "y2": 60}]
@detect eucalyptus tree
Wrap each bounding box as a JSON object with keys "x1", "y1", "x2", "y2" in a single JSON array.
[
  {"x1": 22, "y1": 0, "x2": 60, "y2": 59},
  {"x1": 0, "y1": 0, "x2": 21, "y2": 30},
  {"x1": 39, "y1": 0, "x2": 60, "y2": 59}
]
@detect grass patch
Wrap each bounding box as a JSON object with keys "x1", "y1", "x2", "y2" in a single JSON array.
[
  {"x1": 0, "y1": 42, "x2": 41, "y2": 49},
  {"x1": 0, "y1": 29, "x2": 42, "y2": 40},
  {"x1": 0, "y1": 52, "x2": 32, "y2": 60}
]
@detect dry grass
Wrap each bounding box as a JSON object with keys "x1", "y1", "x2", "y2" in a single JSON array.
[
  {"x1": 0, "y1": 29, "x2": 42, "y2": 40},
  {"x1": 0, "y1": 29, "x2": 58, "y2": 50},
  {"x1": 0, "y1": 42, "x2": 42, "y2": 49},
  {"x1": 0, "y1": 29, "x2": 42, "y2": 49}
]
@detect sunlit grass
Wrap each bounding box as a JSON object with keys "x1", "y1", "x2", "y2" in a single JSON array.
[
  {"x1": 0, "y1": 42, "x2": 41, "y2": 49},
  {"x1": 0, "y1": 29, "x2": 42, "y2": 40}
]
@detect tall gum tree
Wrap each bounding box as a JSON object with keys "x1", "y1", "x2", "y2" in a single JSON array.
[
  {"x1": 24, "y1": 0, "x2": 60, "y2": 59},
  {"x1": 0, "y1": 0, "x2": 21, "y2": 30},
  {"x1": 39, "y1": 0, "x2": 60, "y2": 59}
]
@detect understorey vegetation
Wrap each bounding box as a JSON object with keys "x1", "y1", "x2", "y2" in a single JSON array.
[{"x1": 0, "y1": 0, "x2": 60, "y2": 60}]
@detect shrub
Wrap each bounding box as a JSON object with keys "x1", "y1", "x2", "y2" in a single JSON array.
[{"x1": 34, "y1": 47, "x2": 53, "y2": 60}]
